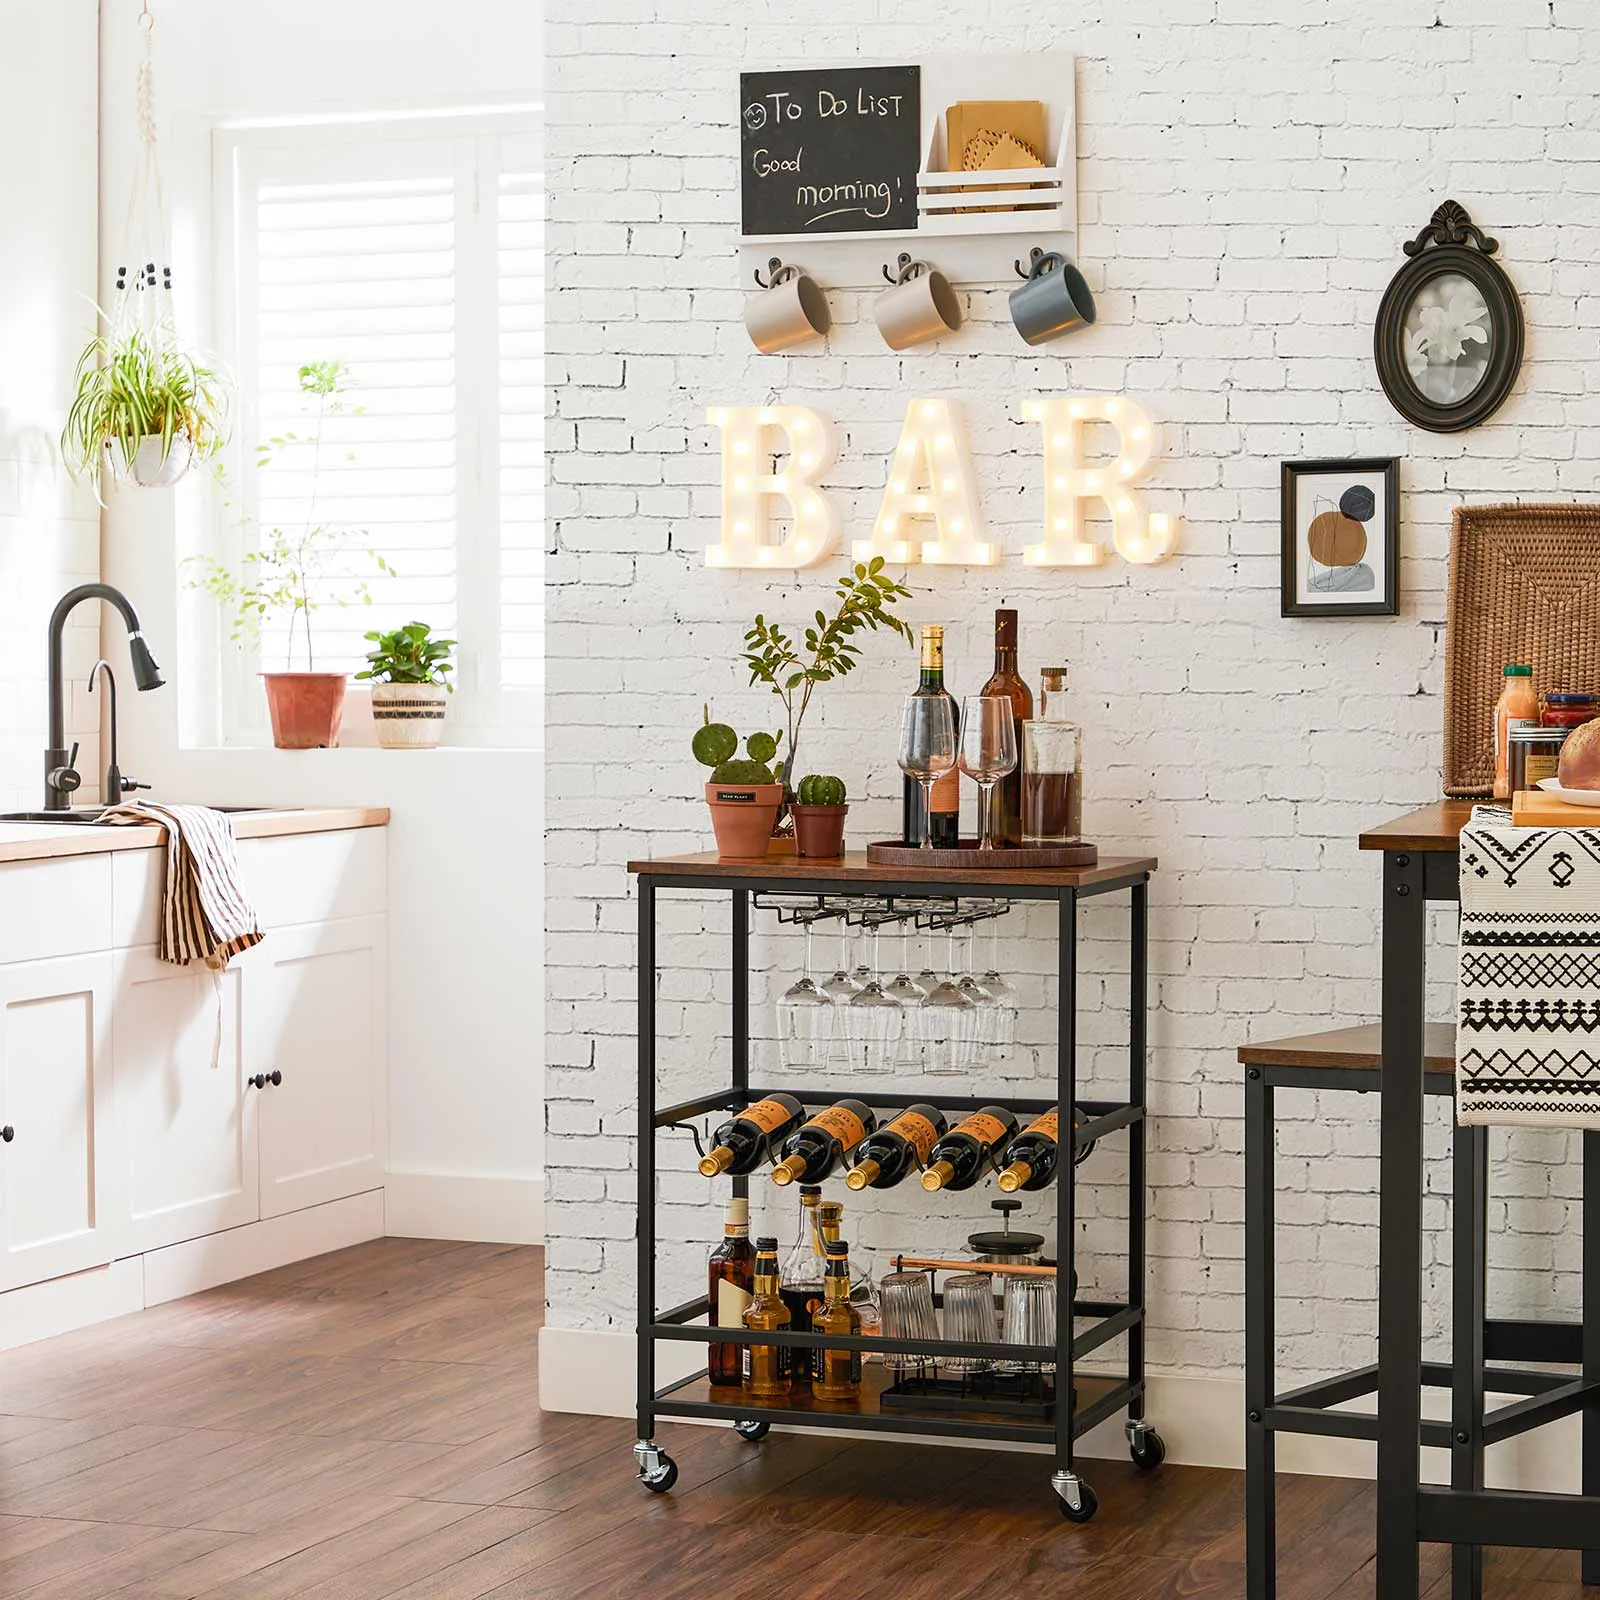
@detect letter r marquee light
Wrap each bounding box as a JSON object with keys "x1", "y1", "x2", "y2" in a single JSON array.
[{"x1": 705, "y1": 405, "x2": 841, "y2": 569}]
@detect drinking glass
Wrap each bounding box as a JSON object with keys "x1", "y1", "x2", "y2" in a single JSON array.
[
  {"x1": 940, "y1": 1273, "x2": 998, "y2": 1374},
  {"x1": 959, "y1": 696, "x2": 1018, "y2": 852},
  {"x1": 978, "y1": 915, "x2": 1019, "y2": 1051},
  {"x1": 999, "y1": 1275, "x2": 1057, "y2": 1373},
  {"x1": 921, "y1": 925, "x2": 977, "y2": 1074},
  {"x1": 886, "y1": 924, "x2": 929, "y2": 1071},
  {"x1": 898, "y1": 695, "x2": 957, "y2": 851},
  {"x1": 879, "y1": 1270, "x2": 940, "y2": 1377},
  {"x1": 819, "y1": 920, "x2": 861, "y2": 1066},
  {"x1": 844, "y1": 924, "x2": 902, "y2": 1075},
  {"x1": 777, "y1": 918, "x2": 834, "y2": 1071}
]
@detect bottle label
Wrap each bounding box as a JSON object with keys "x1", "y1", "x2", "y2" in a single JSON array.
[
  {"x1": 951, "y1": 1110, "x2": 1009, "y2": 1148},
  {"x1": 1025, "y1": 1111, "x2": 1060, "y2": 1141},
  {"x1": 741, "y1": 1097, "x2": 798, "y2": 1135},
  {"x1": 930, "y1": 767, "x2": 959, "y2": 814},
  {"x1": 886, "y1": 1109, "x2": 940, "y2": 1164},
  {"x1": 717, "y1": 1280, "x2": 753, "y2": 1329},
  {"x1": 806, "y1": 1105, "x2": 867, "y2": 1150}
]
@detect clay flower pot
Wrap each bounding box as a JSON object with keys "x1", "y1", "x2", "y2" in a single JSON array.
[
  {"x1": 370, "y1": 682, "x2": 447, "y2": 749},
  {"x1": 704, "y1": 782, "x2": 783, "y2": 860},
  {"x1": 262, "y1": 671, "x2": 348, "y2": 749},
  {"x1": 791, "y1": 802, "x2": 849, "y2": 859}
]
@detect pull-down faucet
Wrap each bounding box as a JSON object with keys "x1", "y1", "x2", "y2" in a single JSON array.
[{"x1": 45, "y1": 584, "x2": 164, "y2": 811}]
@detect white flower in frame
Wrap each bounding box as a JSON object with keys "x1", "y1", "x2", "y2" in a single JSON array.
[{"x1": 1415, "y1": 290, "x2": 1489, "y2": 366}]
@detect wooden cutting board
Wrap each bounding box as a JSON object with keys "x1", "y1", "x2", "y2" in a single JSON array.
[{"x1": 1511, "y1": 789, "x2": 1600, "y2": 827}]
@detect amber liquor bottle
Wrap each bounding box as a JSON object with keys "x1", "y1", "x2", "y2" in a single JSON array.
[
  {"x1": 901, "y1": 625, "x2": 960, "y2": 847},
  {"x1": 845, "y1": 1103, "x2": 948, "y2": 1190},
  {"x1": 769, "y1": 1099, "x2": 877, "y2": 1186},
  {"x1": 980, "y1": 609, "x2": 1033, "y2": 847},
  {"x1": 921, "y1": 1105, "x2": 1020, "y2": 1192},
  {"x1": 741, "y1": 1236, "x2": 791, "y2": 1398},
  {"x1": 810, "y1": 1239, "x2": 863, "y2": 1402},
  {"x1": 707, "y1": 1197, "x2": 756, "y2": 1385},
  {"x1": 697, "y1": 1094, "x2": 805, "y2": 1177}
]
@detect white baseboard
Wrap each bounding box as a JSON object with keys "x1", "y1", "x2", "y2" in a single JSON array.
[
  {"x1": 0, "y1": 1258, "x2": 145, "y2": 1352},
  {"x1": 384, "y1": 1171, "x2": 544, "y2": 1244},
  {"x1": 537, "y1": 1327, "x2": 1585, "y2": 1490}
]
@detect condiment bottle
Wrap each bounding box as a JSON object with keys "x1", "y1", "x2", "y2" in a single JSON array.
[{"x1": 1494, "y1": 664, "x2": 1538, "y2": 800}]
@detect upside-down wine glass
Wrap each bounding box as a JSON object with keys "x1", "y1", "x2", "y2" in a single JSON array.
[
  {"x1": 776, "y1": 916, "x2": 834, "y2": 1072},
  {"x1": 959, "y1": 695, "x2": 1018, "y2": 853},
  {"x1": 898, "y1": 694, "x2": 957, "y2": 852}
]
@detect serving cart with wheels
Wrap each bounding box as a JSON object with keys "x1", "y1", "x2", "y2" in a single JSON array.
[{"x1": 627, "y1": 848, "x2": 1161, "y2": 1520}]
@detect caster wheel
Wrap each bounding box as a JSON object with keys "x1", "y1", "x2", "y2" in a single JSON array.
[
  {"x1": 640, "y1": 1454, "x2": 678, "y2": 1493},
  {"x1": 734, "y1": 1419, "x2": 770, "y2": 1442},
  {"x1": 1053, "y1": 1474, "x2": 1098, "y2": 1523},
  {"x1": 1130, "y1": 1428, "x2": 1166, "y2": 1471}
]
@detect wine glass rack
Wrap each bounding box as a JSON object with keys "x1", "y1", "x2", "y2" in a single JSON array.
[{"x1": 626, "y1": 847, "x2": 1164, "y2": 1521}]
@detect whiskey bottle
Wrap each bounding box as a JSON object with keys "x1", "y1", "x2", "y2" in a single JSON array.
[
  {"x1": 741, "y1": 1236, "x2": 791, "y2": 1398},
  {"x1": 810, "y1": 1239, "x2": 863, "y2": 1402},
  {"x1": 995, "y1": 1107, "x2": 1095, "y2": 1193},
  {"x1": 844, "y1": 1103, "x2": 948, "y2": 1190},
  {"x1": 779, "y1": 1185, "x2": 827, "y2": 1341},
  {"x1": 979, "y1": 609, "x2": 1033, "y2": 847},
  {"x1": 698, "y1": 1094, "x2": 805, "y2": 1177},
  {"x1": 769, "y1": 1098, "x2": 877, "y2": 1187},
  {"x1": 706, "y1": 1196, "x2": 756, "y2": 1385},
  {"x1": 920, "y1": 1105, "x2": 1020, "y2": 1192},
  {"x1": 901, "y1": 625, "x2": 960, "y2": 848}
]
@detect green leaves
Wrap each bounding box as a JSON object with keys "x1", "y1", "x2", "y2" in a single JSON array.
[{"x1": 353, "y1": 621, "x2": 456, "y2": 689}]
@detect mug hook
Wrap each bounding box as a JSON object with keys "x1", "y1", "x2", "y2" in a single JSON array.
[
  {"x1": 881, "y1": 252, "x2": 922, "y2": 286},
  {"x1": 754, "y1": 256, "x2": 799, "y2": 290}
]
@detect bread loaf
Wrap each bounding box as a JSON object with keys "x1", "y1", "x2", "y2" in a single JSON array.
[{"x1": 1557, "y1": 717, "x2": 1600, "y2": 789}]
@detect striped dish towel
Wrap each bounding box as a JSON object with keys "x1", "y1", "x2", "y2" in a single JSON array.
[{"x1": 102, "y1": 801, "x2": 264, "y2": 969}]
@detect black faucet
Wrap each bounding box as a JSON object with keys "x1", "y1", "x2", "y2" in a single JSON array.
[
  {"x1": 45, "y1": 584, "x2": 164, "y2": 811},
  {"x1": 87, "y1": 660, "x2": 150, "y2": 807}
]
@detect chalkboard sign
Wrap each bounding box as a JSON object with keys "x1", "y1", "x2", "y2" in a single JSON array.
[{"x1": 739, "y1": 65, "x2": 921, "y2": 238}]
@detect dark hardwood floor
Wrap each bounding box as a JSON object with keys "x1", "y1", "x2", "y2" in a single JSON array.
[{"x1": 0, "y1": 1239, "x2": 1585, "y2": 1597}]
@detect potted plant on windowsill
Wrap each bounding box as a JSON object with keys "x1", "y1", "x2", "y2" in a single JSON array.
[
  {"x1": 692, "y1": 710, "x2": 784, "y2": 858},
  {"x1": 187, "y1": 360, "x2": 393, "y2": 749},
  {"x1": 355, "y1": 622, "x2": 455, "y2": 748}
]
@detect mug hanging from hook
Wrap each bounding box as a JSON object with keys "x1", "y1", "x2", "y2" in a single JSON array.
[
  {"x1": 882, "y1": 252, "x2": 930, "y2": 286},
  {"x1": 753, "y1": 256, "x2": 802, "y2": 290}
]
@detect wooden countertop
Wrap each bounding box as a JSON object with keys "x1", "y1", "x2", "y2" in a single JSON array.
[
  {"x1": 1358, "y1": 800, "x2": 1477, "y2": 852},
  {"x1": 1238, "y1": 1021, "x2": 1458, "y2": 1073},
  {"x1": 0, "y1": 806, "x2": 389, "y2": 865},
  {"x1": 628, "y1": 849, "x2": 1157, "y2": 890}
]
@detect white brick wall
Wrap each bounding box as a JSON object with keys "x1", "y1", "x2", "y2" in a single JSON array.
[{"x1": 546, "y1": 2, "x2": 1600, "y2": 1385}]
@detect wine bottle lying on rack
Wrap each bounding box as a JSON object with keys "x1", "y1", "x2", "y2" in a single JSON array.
[
  {"x1": 771, "y1": 1099, "x2": 876, "y2": 1186},
  {"x1": 996, "y1": 1106, "x2": 1093, "y2": 1193},
  {"x1": 844, "y1": 1103, "x2": 947, "y2": 1191},
  {"x1": 697, "y1": 1094, "x2": 805, "y2": 1177},
  {"x1": 920, "y1": 1105, "x2": 1019, "y2": 1192}
]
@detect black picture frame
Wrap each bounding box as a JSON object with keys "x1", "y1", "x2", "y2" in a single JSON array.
[
  {"x1": 1374, "y1": 201, "x2": 1524, "y2": 434},
  {"x1": 1280, "y1": 458, "x2": 1399, "y2": 618}
]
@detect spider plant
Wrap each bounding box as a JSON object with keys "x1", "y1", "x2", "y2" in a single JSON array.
[{"x1": 62, "y1": 327, "x2": 228, "y2": 502}]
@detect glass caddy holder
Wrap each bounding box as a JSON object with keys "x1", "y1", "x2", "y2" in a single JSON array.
[{"x1": 629, "y1": 850, "x2": 1160, "y2": 1524}]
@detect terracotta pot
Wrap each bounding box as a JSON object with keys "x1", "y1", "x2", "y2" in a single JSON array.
[
  {"x1": 791, "y1": 802, "x2": 849, "y2": 859},
  {"x1": 262, "y1": 672, "x2": 347, "y2": 749},
  {"x1": 370, "y1": 682, "x2": 447, "y2": 749},
  {"x1": 704, "y1": 782, "x2": 783, "y2": 860}
]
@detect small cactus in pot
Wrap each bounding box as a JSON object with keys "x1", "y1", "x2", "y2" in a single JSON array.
[
  {"x1": 693, "y1": 708, "x2": 784, "y2": 859},
  {"x1": 791, "y1": 772, "x2": 850, "y2": 859}
]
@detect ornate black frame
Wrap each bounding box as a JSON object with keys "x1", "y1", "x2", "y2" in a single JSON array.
[{"x1": 1374, "y1": 201, "x2": 1523, "y2": 434}]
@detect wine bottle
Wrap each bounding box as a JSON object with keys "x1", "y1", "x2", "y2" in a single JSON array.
[
  {"x1": 844, "y1": 1103, "x2": 948, "y2": 1190},
  {"x1": 995, "y1": 1106, "x2": 1094, "y2": 1193},
  {"x1": 770, "y1": 1099, "x2": 877, "y2": 1187},
  {"x1": 810, "y1": 1239, "x2": 863, "y2": 1401},
  {"x1": 901, "y1": 624, "x2": 960, "y2": 848},
  {"x1": 920, "y1": 1105, "x2": 1020, "y2": 1192},
  {"x1": 980, "y1": 608, "x2": 1033, "y2": 848},
  {"x1": 698, "y1": 1094, "x2": 805, "y2": 1177},
  {"x1": 741, "y1": 1236, "x2": 791, "y2": 1398},
  {"x1": 707, "y1": 1196, "x2": 755, "y2": 1384}
]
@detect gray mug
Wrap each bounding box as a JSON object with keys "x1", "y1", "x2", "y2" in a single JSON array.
[
  {"x1": 744, "y1": 260, "x2": 830, "y2": 354},
  {"x1": 875, "y1": 254, "x2": 962, "y2": 351},
  {"x1": 1008, "y1": 250, "x2": 1096, "y2": 347}
]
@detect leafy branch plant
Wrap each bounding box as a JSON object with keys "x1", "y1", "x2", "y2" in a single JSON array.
[
  {"x1": 355, "y1": 622, "x2": 456, "y2": 690},
  {"x1": 742, "y1": 558, "x2": 913, "y2": 787}
]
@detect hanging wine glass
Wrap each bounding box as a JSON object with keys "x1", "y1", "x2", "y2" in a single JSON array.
[
  {"x1": 979, "y1": 912, "x2": 1019, "y2": 1052},
  {"x1": 886, "y1": 920, "x2": 929, "y2": 1072},
  {"x1": 777, "y1": 917, "x2": 834, "y2": 1072},
  {"x1": 845, "y1": 922, "x2": 902, "y2": 1075},
  {"x1": 921, "y1": 920, "x2": 976, "y2": 1075}
]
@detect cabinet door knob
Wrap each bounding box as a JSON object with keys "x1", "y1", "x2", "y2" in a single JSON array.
[
  {"x1": 0, "y1": 1125, "x2": 12, "y2": 1143},
  {"x1": 246, "y1": 1072, "x2": 281, "y2": 1090}
]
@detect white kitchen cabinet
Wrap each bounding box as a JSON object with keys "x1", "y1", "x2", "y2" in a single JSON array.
[
  {"x1": 114, "y1": 947, "x2": 257, "y2": 1254},
  {"x1": 0, "y1": 953, "x2": 119, "y2": 1294},
  {"x1": 250, "y1": 915, "x2": 386, "y2": 1218}
]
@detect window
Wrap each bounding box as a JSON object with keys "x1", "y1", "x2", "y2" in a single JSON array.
[{"x1": 212, "y1": 111, "x2": 543, "y2": 741}]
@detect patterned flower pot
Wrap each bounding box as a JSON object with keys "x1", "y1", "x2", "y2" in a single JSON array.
[
  {"x1": 704, "y1": 782, "x2": 783, "y2": 860},
  {"x1": 261, "y1": 672, "x2": 347, "y2": 749},
  {"x1": 791, "y1": 803, "x2": 849, "y2": 859},
  {"x1": 370, "y1": 682, "x2": 448, "y2": 749}
]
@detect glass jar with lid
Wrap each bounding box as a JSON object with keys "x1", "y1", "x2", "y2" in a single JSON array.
[
  {"x1": 1542, "y1": 692, "x2": 1600, "y2": 730},
  {"x1": 1508, "y1": 724, "x2": 1569, "y2": 795}
]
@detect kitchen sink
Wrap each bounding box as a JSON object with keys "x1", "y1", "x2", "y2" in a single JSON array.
[{"x1": 0, "y1": 805, "x2": 294, "y2": 824}]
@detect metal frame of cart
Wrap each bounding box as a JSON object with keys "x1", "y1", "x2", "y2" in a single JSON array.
[{"x1": 628, "y1": 850, "x2": 1161, "y2": 1520}]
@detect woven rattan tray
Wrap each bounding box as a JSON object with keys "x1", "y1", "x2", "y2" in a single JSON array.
[{"x1": 1444, "y1": 503, "x2": 1600, "y2": 797}]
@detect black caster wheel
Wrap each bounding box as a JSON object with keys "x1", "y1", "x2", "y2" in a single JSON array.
[
  {"x1": 1130, "y1": 1428, "x2": 1166, "y2": 1471},
  {"x1": 640, "y1": 1453, "x2": 678, "y2": 1493},
  {"x1": 734, "y1": 1419, "x2": 770, "y2": 1442},
  {"x1": 1053, "y1": 1473, "x2": 1098, "y2": 1523}
]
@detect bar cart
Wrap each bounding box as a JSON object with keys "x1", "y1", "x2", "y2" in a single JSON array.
[{"x1": 628, "y1": 848, "x2": 1161, "y2": 1520}]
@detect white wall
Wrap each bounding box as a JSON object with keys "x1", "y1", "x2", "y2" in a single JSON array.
[
  {"x1": 0, "y1": 0, "x2": 101, "y2": 811},
  {"x1": 98, "y1": 0, "x2": 546, "y2": 1240},
  {"x1": 543, "y1": 0, "x2": 1600, "y2": 1418}
]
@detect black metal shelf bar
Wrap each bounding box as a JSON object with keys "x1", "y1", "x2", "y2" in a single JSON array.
[
  {"x1": 1484, "y1": 1318, "x2": 1581, "y2": 1366},
  {"x1": 649, "y1": 1320, "x2": 1057, "y2": 1362},
  {"x1": 655, "y1": 1295, "x2": 1134, "y2": 1342},
  {"x1": 646, "y1": 869, "x2": 1150, "y2": 904},
  {"x1": 652, "y1": 1088, "x2": 1135, "y2": 1130},
  {"x1": 655, "y1": 1394, "x2": 1057, "y2": 1445},
  {"x1": 1417, "y1": 1486, "x2": 1600, "y2": 1551},
  {"x1": 1072, "y1": 1304, "x2": 1142, "y2": 1361},
  {"x1": 1481, "y1": 1378, "x2": 1598, "y2": 1447}
]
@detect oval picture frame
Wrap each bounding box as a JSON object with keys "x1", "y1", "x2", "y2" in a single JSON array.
[{"x1": 1374, "y1": 201, "x2": 1523, "y2": 434}]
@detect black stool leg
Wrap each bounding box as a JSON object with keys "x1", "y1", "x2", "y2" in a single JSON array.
[
  {"x1": 1585, "y1": 1130, "x2": 1600, "y2": 1588},
  {"x1": 1246, "y1": 1065, "x2": 1276, "y2": 1600},
  {"x1": 1452, "y1": 1121, "x2": 1487, "y2": 1600}
]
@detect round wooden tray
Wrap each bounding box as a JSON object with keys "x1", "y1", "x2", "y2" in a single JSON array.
[{"x1": 864, "y1": 839, "x2": 1098, "y2": 869}]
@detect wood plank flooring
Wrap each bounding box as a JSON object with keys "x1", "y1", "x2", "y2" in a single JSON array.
[{"x1": 0, "y1": 1238, "x2": 1587, "y2": 1597}]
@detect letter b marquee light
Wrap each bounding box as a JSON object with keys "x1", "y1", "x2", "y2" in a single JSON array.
[{"x1": 705, "y1": 405, "x2": 840, "y2": 569}]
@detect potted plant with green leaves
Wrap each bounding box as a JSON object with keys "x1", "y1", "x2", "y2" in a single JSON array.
[
  {"x1": 791, "y1": 774, "x2": 849, "y2": 858},
  {"x1": 62, "y1": 326, "x2": 228, "y2": 502},
  {"x1": 355, "y1": 622, "x2": 455, "y2": 749},
  {"x1": 692, "y1": 710, "x2": 784, "y2": 858},
  {"x1": 187, "y1": 360, "x2": 393, "y2": 748}
]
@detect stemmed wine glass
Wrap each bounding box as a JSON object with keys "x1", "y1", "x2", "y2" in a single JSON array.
[
  {"x1": 978, "y1": 914, "x2": 1018, "y2": 1052},
  {"x1": 820, "y1": 918, "x2": 861, "y2": 1067},
  {"x1": 898, "y1": 695, "x2": 957, "y2": 852},
  {"x1": 776, "y1": 916, "x2": 833, "y2": 1071},
  {"x1": 959, "y1": 696, "x2": 1018, "y2": 853},
  {"x1": 845, "y1": 922, "x2": 902, "y2": 1075}
]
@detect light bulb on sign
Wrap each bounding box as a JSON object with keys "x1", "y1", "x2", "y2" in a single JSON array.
[
  {"x1": 705, "y1": 405, "x2": 840, "y2": 568},
  {"x1": 855, "y1": 397, "x2": 994, "y2": 566}
]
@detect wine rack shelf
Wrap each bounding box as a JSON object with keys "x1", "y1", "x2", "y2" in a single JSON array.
[{"x1": 628, "y1": 851, "x2": 1162, "y2": 1523}]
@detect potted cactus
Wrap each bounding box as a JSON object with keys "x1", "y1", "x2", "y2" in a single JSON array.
[
  {"x1": 693, "y1": 709, "x2": 784, "y2": 859},
  {"x1": 791, "y1": 774, "x2": 849, "y2": 858}
]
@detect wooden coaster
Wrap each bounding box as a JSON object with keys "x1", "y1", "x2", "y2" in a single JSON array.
[{"x1": 865, "y1": 839, "x2": 1099, "y2": 869}]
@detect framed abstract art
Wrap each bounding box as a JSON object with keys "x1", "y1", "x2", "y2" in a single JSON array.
[{"x1": 1280, "y1": 458, "x2": 1399, "y2": 618}]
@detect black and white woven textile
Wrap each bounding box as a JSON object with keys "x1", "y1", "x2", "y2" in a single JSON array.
[{"x1": 1458, "y1": 806, "x2": 1600, "y2": 1128}]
